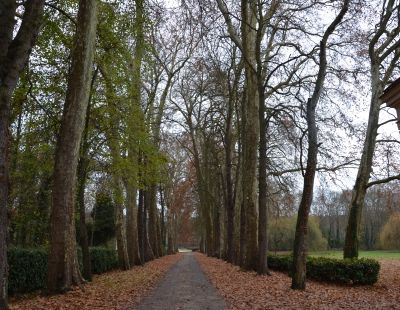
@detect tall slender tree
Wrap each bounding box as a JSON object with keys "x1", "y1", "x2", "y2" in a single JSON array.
[
  {"x1": 129, "y1": 0, "x2": 146, "y2": 264},
  {"x1": 47, "y1": 0, "x2": 97, "y2": 293},
  {"x1": 291, "y1": 0, "x2": 349, "y2": 290},
  {"x1": 344, "y1": 0, "x2": 400, "y2": 259},
  {"x1": 0, "y1": 0, "x2": 45, "y2": 306}
]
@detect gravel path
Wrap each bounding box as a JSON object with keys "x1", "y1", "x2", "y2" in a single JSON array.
[{"x1": 136, "y1": 252, "x2": 226, "y2": 310}]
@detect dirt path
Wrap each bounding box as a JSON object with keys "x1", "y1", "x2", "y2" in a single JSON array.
[{"x1": 136, "y1": 252, "x2": 226, "y2": 310}]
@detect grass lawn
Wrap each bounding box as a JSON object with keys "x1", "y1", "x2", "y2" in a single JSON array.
[
  {"x1": 270, "y1": 250, "x2": 400, "y2": 260},
  {"x1": 309, "y1": 250, "x2": 400, "y2": 260}
]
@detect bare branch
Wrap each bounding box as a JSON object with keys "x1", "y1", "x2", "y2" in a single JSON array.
[{"x1": 367, "y1": 174, "x2": 400, "y2": 188}]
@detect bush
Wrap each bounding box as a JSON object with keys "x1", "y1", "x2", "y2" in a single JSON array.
[
  {"x1": 379, "y1": 213, "x2": 400, "y2": 250},
  {"x1": 306, "y1": 257, "x2": 380, "y2": 285},
  {"x1": 268, "y1": 216, "x2": 327, "y2": 252},
  {"x1": 8, "y1": 247, "x2": 47, "y2": 294},
  {"x1": 92, "y1": 192, "x2": 115, "y2": 246},
  {"x1": 8, "y1": 246, "x2": 118, "y2": 294},
  {"x1": 307, "y1": 217, "x2": 328, "y2": 251},
  {"x1": 267, "y1": 254, "x2": 292, "y2": 272},
  {"x1": 267, "y1": 255, "x2": 380, "y2": 285},
  {"x1": 90, "y1": 247, "x2": 118, "y2": 274}
]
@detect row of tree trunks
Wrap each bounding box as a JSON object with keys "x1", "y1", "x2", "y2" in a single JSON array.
[
  {"x1": 100, "y1": 62, "x2": 131, "y2": 271},
  {"x1": 1, "y1": 0, "x2": 170, "y2": 305},
  {"x1": 224, "y1": 54, "x2": 241, "y2": 264},
  {"x1": 214, "y1": 0, "x2": 261, "y2": 272}
]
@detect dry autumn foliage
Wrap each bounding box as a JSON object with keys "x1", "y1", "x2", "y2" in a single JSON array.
[
  {"x1": 9, "y1": 253, "x2": 182, "y2": 310},
  {"x1": 196, "y1": 253, "x2": 400, "y2": 309}
]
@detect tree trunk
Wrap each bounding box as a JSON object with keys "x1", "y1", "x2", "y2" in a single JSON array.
[
  {"x1": 160, "y1": 187, "x2": 166, "y2": 253},
  {"x1": 144, "y1": 190, "x2": 155, "y2": 261},
  {"x1": 123, "y1": 0, "x2": 145, "y2": 264},
  {"x1": 344, "y1": 74, "x2": 382, "y2": 258},
  {"x1": 257, "y1": 89, "x2": 269, "y2": 274},
  {"x1": 291, "y1": 1, "x2": 348, "y2": 289},
  {"x1": 76, "y1": 119, "x2": 91, "y2": 280},
  {"x1": 156, "y1": 208, "x2": 163, "y2": 257},
  {"x1": 291, "y1": 108, "x2": 318, "y2": 289},
  {"x1": 225, "y1": 87, "x2": 235, "y2": 263},
  {"x1": 0, "y1": 0, "x2": 44, "y2": 305},
  {"x1": 204, "y1": 199, "x2": 213, "y2": 256},
  {"x1": 234, "y1": 125, "x2": 243, "y2": 266},
  {"x1": 199, "y1": 235, "x2": 205, "y2": 253},
  {"x1": 76, "y1": 68, "x2": 96, "y2": 281},
  {"x1": 125, "y1": 182, "x2": 141, "y2": 265},
  {"x1": 241, "y1": 0, "x2": 259, "y2": 271},
  {"x1": 138, "y1": 188, "x2": 145, "y2": 263},
  {"x1": 148, "y1": 185, "x2": 160, "y2": 258},
  {"x1": 239, "y1": 200, "x2": 246, "y2": 267},
  {"x1": 344, "y1": 0, "x2": 400, "y2": 260},
  {"x1": 100, "y1": 60, "x2": 131, "y2": 270},
  {"x1": 77, "y1": 155, "x2": 91, "y2": 280},
  {"x1": 9, "y1": 73, "x2": 27, "y2": 212},
  {"x1": 213, "y1": 198, "x2": 221, "y2": 258},
  {"x1": 167, "y1": 209, "x2": 175, "y2": 255},
  {"x1": 113, "y1": 178, "x2": 130, "y2": 270},
  {"x1": 47, "y1": 0, "x2": 97, "y2": 293}
]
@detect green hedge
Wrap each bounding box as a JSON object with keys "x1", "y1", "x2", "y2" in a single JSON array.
[
  {"x1": 8, "y1": 246, "x2": 118, "y2": 294},
  {"x1": 8, "y1": 248, "x2": 48, "y2": 294},
  {"x1": 267, "y1": 255, "x2": 380, "y2": 285},
  {"x1": 89, "y1": 247, "x2": 118, "y2": 274},
  {"x1": 267, "y1": 254, "x2": 292, "y2": 272}
]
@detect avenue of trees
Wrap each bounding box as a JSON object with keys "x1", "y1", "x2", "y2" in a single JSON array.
[{"x1": 1, "y1": 0, "x2": 400, "y2": 308}]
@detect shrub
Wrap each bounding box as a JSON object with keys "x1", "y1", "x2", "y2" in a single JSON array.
[
  {"x1": 379, "y1": 212, "x2": 400, "y2": 250},
  {"x1": 8, "y1": 247, "x2": 47, "y2": 294},
  {"x1": 8, "y1": 246, "x2": 118, "y2": 294},
  {"x1": 90, "y1": 247, "x2": 118, "y2": 274},
  {"x1": 267, "y1": 255, "x2": 380, "y2": 285},
  {"x1": 92, "y1": 192, "x2": 115, "y2": 246},
  {"x1": 267, "y1": 254, "x2": 292, "y2": 271},
  {"x1": 268, "y1": 216, "x2": 328, "y2": 252},
  {"x1": 307, "y1": 217, "x2": 328, "y2": 251},
  {"x1": 306, "y1": 257, "x2": 380, "y2": 285}
]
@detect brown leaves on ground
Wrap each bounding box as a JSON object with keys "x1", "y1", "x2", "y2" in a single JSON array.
[
  {"x1": 10, "y1": 253, "x2": 182, "y2": 310},
  {"x1": 196, "y1": 253, "x2": 400, "y2": 309}
]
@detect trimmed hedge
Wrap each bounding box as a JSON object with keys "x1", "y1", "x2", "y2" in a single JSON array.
[
  {"x1": 89, "y1": 247, "x2": 118, "y2": 274},
  {"x1": 267, "y1": 254, "x2": 380, "y2": 285},
  {"x1": 8, "y1": 248, "x2": 48, "y2": 294},
  {"x1": 268, "y1": 254, "x2": 292, "y2": 272},
  {"x1": 8, "y1": 246, "x2": 118, "y2": 294}
]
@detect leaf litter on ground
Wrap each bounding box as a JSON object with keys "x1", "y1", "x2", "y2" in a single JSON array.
[
  {"x1": 196, "y1": 253, "x2": 400, "y2": 310},
  {"x1": 10, "y1": 253, "x2": 182, "y2": 310}
]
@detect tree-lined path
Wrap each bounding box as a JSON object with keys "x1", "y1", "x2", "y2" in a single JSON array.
[
  {"x1": 137, "y1": 253, "x2": 225, "y2": 310},
  {"x1": 2, "y1": 0, "x2": 400, "y2": 309}
]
